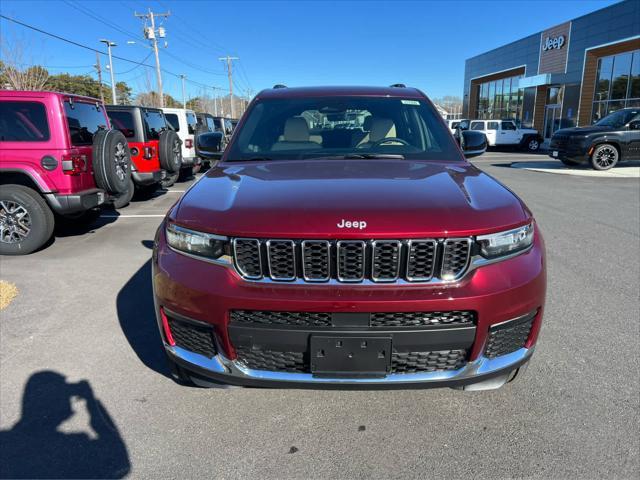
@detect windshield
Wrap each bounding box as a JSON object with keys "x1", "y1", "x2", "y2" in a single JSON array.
[
  {"x1": 595, "y1": 109, "x2": 640, "y2": 128},
  {"x1": 226, "y1": 96, "x2": 461, "y2": 161}
]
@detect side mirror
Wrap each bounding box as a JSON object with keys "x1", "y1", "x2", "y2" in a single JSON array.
[
  {"x1": 628, "y1": 120, "x2": 640, "y2": 130},
  {"x1": 458, "y1": 129, "x2": 487, "y2": 158},
  {"x1": 196, "y1": 131, "x2": 224, "y2": 158}
]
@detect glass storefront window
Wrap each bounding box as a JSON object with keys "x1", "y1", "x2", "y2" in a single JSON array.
[
  {"x1": 591, "y1": 50, "x2": 640, "y2": 123},
  {"x1": 474, "y1": 74, "x2": 523, "y2": 121},
  {"x1": 611, "y1": 52, "x2": 632, "y2": 100}
]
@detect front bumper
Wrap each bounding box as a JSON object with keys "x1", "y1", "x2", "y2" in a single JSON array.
[
  {"x1": 548, "y1": 141, "x2": 590, "y2": 163},
  {"x1": 132, "y1": 169, "x2": 165, "y2": 186},
  {"x1": 168, "y1": 343, "x2": 534, "y2": 390},
  {"x1": 153, "y1": 224, "x2": 546, "y2": 388},
  {"x1": 44, "y1": 188, "x2": 106, "y2": 214}
]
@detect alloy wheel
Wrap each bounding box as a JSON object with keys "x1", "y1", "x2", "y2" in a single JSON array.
[
  {"x1": 594, "y1": 146, "x2": 617, "y2": 169},
  {"x1": 528, "y1": 139, "x2": 539, "y2": 151},
  {"x1": 0, "y1": 200, "x2": 31, "y2": 244},
  {"x1": 114, "y1": 142, "x2": 129, "y2": 181}
]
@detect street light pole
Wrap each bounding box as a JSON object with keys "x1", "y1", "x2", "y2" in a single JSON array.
[
  {"x1": 100, "y1": 39, "x2": 117, "y2": 104},
  {"x1": 180, "y1": 74, "x2": 186, "y2": 108}
]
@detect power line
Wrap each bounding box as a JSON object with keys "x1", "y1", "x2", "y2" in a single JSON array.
[{"x1": 0, "y1": 14, "x2": 231, "y2": 96}]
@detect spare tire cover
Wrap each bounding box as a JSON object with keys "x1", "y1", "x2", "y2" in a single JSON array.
[
  {"x1": 159, "y1": 130, "x2": 182, "y2": 173},
  {"x1": 92, "y1": 129, "x2": 132, "y2": 194}
]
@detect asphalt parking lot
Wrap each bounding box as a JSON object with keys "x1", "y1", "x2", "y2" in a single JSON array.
[{"x1": 1, "y1": 151, "x2": 638, "y2": 479}]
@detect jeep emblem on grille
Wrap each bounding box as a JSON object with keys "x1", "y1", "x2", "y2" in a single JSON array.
[{"x1": 337, "y1": 219, "x2": 367, "y2": 230}]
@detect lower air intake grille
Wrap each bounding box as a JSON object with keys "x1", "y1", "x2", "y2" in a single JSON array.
[
  {"x1": 168, "y1": 318, "x2": 217, "y2": 358},
  {"x1": 234, "y1": 347, "x2": 468, "y2": 374},
  {"x1": 230, "y1": 310, "x2": 332, "y2": 327},
  {"x1": 485, "y1": 314, "x2": 535, "y2": 358},
  {"x1": 391, "y1": 350, "x2": 467, "y2": 373},
  {"x1": 371, "y1": 311, "x2": 475, "y2": 327},
  {"x1": 235, "y1": 346, "x2": 306, "y2": 373},
  {"x1": 230, "y1": 310, "x2": 475, "y2": 328}
]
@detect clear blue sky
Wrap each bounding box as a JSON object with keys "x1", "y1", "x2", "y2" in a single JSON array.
[{"x1": 0, "y1": 0, "x2": 619, "y2": 101}]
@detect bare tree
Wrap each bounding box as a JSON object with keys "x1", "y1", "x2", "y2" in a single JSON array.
[{"x1": 0, "y1": 37, "x2": 49, "y2": 90}]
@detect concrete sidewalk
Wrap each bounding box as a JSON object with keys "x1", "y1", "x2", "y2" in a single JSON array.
[{"x1": 511, "y1": 160, "x2": 640, "y2": 178}]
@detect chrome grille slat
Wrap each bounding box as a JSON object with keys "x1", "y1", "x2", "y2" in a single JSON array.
[
  {"x1": 336, "y1": 240, "x2": 366, "y2": 282},
  {"x1": 301, "y1": 240, "x2": 331, "y2": 281},
  {"x1": 233, "y1": 238, "x2": 262, "y2": 279},
  {"x1": 371, "y1": 240, "x2": 401, "y2": 282},
  {"x1": 231, "y1": 237, "x2": 472, "y2": 284},
  {"x1": 406, "y1": 240, "x2": 437, "y2": 281},
  {"x1": 266, "y1": 240, "x2": 296, "y2": 281},
  {"x1": 441, "y1": 239, "x2": 472, "y2": 280}
]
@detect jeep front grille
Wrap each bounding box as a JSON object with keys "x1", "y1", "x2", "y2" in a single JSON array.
[{"x1": 232, "y1": 237, "x2": 472, "y2": 284}]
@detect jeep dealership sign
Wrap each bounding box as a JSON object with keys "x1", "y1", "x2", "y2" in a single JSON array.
[
  {"x1": 539, "y1": 22, "x2": 571, "y2": 74},
  {"x1": 542, "y1": 35, "x2": 566, "y2": 51}
]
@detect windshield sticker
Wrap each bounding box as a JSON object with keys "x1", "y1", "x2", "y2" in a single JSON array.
[{"x1": 401, "y1": 100, "x2": 420, "y2": 105}]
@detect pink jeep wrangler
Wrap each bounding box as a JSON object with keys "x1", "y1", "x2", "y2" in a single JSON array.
[{"x1": 0, "y1": 90, "x2": 132, "y2": 255}]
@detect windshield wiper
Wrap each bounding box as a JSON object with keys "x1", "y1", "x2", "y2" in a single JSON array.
[{"x1": 303, "y1": 153, "x2": 405, "y2": 160}]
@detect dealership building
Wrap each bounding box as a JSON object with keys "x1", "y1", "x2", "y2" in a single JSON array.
[{"x1": 462, "y1": 0, "x2": 639, "y2": 141}]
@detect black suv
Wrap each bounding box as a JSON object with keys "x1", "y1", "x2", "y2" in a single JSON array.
[{"x1": 549, "y1": 108, "x2": 640, "y2": 170}]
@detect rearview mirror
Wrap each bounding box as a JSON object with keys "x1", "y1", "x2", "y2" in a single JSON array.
[
  {"x1": 196, "y1": 132, "x2": 224, "y2": 159},
  {"x1": 456, "y1": 129, "x2": 487, "y2": 158}
]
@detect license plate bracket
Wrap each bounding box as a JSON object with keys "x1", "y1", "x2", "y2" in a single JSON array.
[{"x1": 310, "y1": 336, "x2": 392, "y2": 377}]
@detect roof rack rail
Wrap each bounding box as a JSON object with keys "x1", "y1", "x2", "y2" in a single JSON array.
[
  {"x1": 273, "y1": 84, "x2": 287, "y2": 89},
  {"x1": 389, "y1": 83, "x2": 406, "y2": 88}
]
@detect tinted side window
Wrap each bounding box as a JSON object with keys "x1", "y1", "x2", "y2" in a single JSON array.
[
  {"x1": 487, "y1": 121, "x2": 499, "y2": 130},
  {"x1": 165, "y1": 113, "x2": 180, "y2": 132},
  {"x1": 144, "y1": 110, "x2": 167, "y2": 140},
  {"x1": 0, "y1": 101, "x2": 50, "y2": 142},
  {"x1": 186, "y1": 112, "x2": 197, "y2": 135},
  {"x1": 470, "y1": 121, "x2": 484, "y2": 130},
  {"x1": 108, "y1": 111, "x2": 135, "y2": 138},
  {"x1": 451, "y1": 122, "x2": 460, "y2": 129},
  {"x1": 64, "y1": 101, "x2": 108, "y2": 146},
  {"x1": 502, "y1": 121, "x2": 516, "y2": 130},
  {"x1": 206, "y1": 117, "x2": 215, "y2": 131},
  {"x1": 225, "y1": 119, "x2": 233, "y2": 133}
]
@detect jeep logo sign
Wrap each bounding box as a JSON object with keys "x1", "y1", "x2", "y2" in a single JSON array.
[
  {"x1": 542, "y1": 35, "x2": 565, "y2": 51},
  {"x1": 337, "y1": 219, "x2": 367, "y2": 230}
]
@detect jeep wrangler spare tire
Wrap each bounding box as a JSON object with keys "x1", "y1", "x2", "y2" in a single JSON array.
[
  {"x1": 92, "y1": 129, "x2": 131, "y2": 194},
  {"x1": 159, "y1": 130, "x2": 182, "y2": 173},
  {"x1": 0, "y1": 184, "x2": 54, "y2": 255}
]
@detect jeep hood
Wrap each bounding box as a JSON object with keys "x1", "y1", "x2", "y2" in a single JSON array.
[
  {"x1": 555, "y1": 126, "x2": 612, "y2": 135},
  {"x1": 174, "y1": 160, "x2": 529, "y2": 237}
]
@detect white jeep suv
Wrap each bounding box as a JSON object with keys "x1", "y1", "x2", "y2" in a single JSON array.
[{"x1": 469, "y1": 119, "x2": 542, "y2": 151}]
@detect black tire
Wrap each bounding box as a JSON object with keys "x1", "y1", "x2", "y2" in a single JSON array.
[
  {"x1": 92, "y1": 129, "x2": 131, "y2": 194},
  {"x1": 159, "y1": 130, "x2": 182, "y2": 173},
  {"x1": 0, "y1": 185, "x2": 54, "y2": 255},
  {"x1": 590, "y1": 143, "x2": 619, "y2": 170},
  {"x1": 160, "y1": 172, "x2": 178, "y2": 189},
  {"x1": 523, "y1": 136, "x2": 540, "y2": 152},
  {"x1": 111, "y1": 177, "x2": 134, "y2": 209}
]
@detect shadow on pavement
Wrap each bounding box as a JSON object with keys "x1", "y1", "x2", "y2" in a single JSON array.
[
  {"x1": 0, "y1": 371, "x2": 130, "y2": 479},
  {"x1": 116, "y1": 258, "x2": 170, "y2": 379}
]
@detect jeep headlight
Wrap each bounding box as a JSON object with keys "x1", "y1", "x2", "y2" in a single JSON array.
[
  {"x1": 476, "y1": 223, "x2": 534, "y2": 259},
  {"x1": 166, "y1": 223, "x2": 231, "y2": 263}
]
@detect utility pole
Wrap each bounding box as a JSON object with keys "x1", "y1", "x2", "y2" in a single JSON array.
[
  {"x1": 218, "y1": 56, "x2": 238, "y2": 118},
  {"x1": 135, "y1": 9, "x2": 170, "y2": 107},
  {"x1": 94, "y1": 52, "x2": 105, "y2": 105},
  {"x1": 99, "y1": 39, "x2": 117, "y2": 104},
  {"x1": 213, "y1": 88, "x2": 218, "y2": 116},
  {"x1": 179, "y1": 74, "x2": 186, "y2": 108}
]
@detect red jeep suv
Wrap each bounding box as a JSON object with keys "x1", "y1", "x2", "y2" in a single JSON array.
[
  {"x1": 107, "y1": 105, "x2": 182, "y2": 196},
  {"x1": 152, "y1": 85, "x2": 546, "y2": 390}
]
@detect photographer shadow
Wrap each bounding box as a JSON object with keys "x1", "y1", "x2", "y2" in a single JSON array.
[{"x1": 0, "y1": 371, "x2": 130, "y2": 479}]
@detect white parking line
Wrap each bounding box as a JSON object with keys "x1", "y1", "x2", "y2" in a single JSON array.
[{"x1": 100, "y1": 214, "x2": 166, "y2": 218}]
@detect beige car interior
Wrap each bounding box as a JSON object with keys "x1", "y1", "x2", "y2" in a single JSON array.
[
  {"x1": 356, "y1": 117, "x2": 398, "y2": 148},
  {"x1": 272, "y1": 117, "x2": 322, "y2": 150}
]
